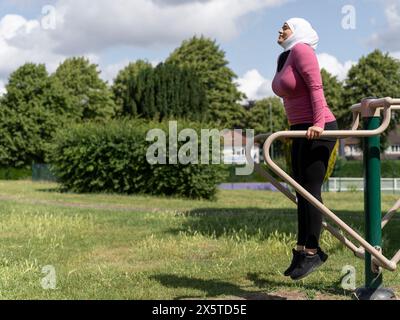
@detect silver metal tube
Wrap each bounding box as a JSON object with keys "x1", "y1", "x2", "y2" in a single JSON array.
[
  {"x1": 382, "y1": 198, "x2": 400, "y2": 229},
  {"x1": 322, "y1": 222, "x2": 365, "y2": 259},
  {"x1": 351, "y1": 111, "x2": 360, "y2": 130},
  {"x1": 253, "y1": 164, "x2": 297, "y2": 203},
  {"x1": 246, "y1": 99, "x2": 400, "y2": 270},
  {"x1": 262, "y1": 103, "x2": 397, "y2": 271},
  {"x1": 392, "y1": 249, "x2": 400, "y2": 264},
  {"x1": 250, "y1": 134, "x2": 363, "y2": 259}
]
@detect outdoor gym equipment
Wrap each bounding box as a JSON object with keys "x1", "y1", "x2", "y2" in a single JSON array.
[{"x1": 246, "y1": 97, "x2": 400, "y2": 300}]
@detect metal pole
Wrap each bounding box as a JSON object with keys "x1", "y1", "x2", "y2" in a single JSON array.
[
  {"x1": 355, "y1": 100, "x2": 395, "y2": 300},
  {"x1": 269, "y1": 103, "x2": 274, "y2": 159},
  {"x1": 364, "y1": 116, "x2": 382, "y2": 288}
]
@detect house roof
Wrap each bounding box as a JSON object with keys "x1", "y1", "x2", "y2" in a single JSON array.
[
  {"x1": 343, "y1": 124, "x2": 400, "y2": 146},
  {"x1": 221, "y1": 130, "x2": 256, "y2": 147}
]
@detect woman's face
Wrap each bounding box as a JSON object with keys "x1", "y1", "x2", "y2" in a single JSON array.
[{"x1": 278, "y1": 23, "x2": 293, "y2": 44}]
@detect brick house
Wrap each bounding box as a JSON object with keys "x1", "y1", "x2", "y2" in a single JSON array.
[
  {"x1": 341, "y1": 124, "x2": 400, "y2": 160},
  {"x1": 221, "y1": 130, "x2": 260, "y2": 164}
]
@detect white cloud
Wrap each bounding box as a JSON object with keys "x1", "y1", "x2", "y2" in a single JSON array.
[
  {"x1": 0, "y1": 13, "x2": 102, "y2": 94},
  {"x1": 0, "y1": 14, "x2": 66, "y2": 94},
  {"x1": 317, "y1": 53, "x2": 355, "y2": 81},
  {"x1": 0, "y1": 14, "x2": 64, "y2": 76},
  {"x1": 368, "y1": 0, "x2": 400, "y2": 51},
  {"x1": 0, "y1": 79, "x2": 6, "y2": 96},
  {"x1": 151, "y1": 60, "x2": 162, "y2": 67},
  {"x1": 0, "y1": 0, "x2": 285, "y2": 94},
  {"x1": 236, "y1": 53, "x2": 355, "y2": 102},
  {"x1": 390, "y1": 51, "x2": 400, "y2": 60},
  {"x1": 385, "y1": 1, "x2": 400, "y2": 26},
  {"x1": 99, "y1": 59, "x2": 164, "y2": 85},
  {"x1": 43, "y1": 0, "x2": 286, "y2": 54},
  {"x1": 236, "y1": 69, "x2": 274, "y2": 101},
  {"x1": 0, "y1": 14, "x2": 39, "y2": 40},
  {"x1": 100, "y1": 59, "x2": 131, "y2": 84}
]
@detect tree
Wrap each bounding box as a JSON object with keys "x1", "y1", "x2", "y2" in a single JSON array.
[
  {"x1": 54, "y1": 57, "x2": 116, "y2": 120},
  {"x1": 321, "y1": 69, "x2": 346, "y2": 128},
  {"x1": 0, "y1": 63, "x2": 71, "y2": 167},
  {"x1": 245, "y1": 97, "x2": 288, "y2": 135},
  {"x1": 123, "y1": 62, "x2": 208, "y2": 121},
  {"x1": 112, "y1": 60, "x2": 153, "y2": 116},
  {"x1": 343, "y1": 50, "x2": 400, "y2": 149},
  {"x1": 138, "y1": 66, "x2": 156, "y2": 119},
  {"x1": 166, "y1": 35, "x2": 246, "y2": 128},
  {"x1": 244, "y1": 97, "x2": 288, "y2": 159}
]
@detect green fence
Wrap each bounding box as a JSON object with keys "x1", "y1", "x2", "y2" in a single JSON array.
[{"x1": 32, "y1": 163, "x2": 57, "y2": 182}]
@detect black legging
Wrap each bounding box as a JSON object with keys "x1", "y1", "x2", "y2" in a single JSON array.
[{"x1": 290, "y1": 121, "x2": 337, "y2": 249}]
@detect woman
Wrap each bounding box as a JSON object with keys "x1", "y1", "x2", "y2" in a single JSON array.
[{"x1": 271, "y1": 18, "x2": 338, "y2": 280}]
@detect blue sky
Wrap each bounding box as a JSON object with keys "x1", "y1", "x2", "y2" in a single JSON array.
[{"x1": 0, "y1": 0, "x2": 398, "y2": 99}]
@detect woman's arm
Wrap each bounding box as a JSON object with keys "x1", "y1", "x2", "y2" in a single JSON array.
[{"x1": 292, "y1": 43, "x2": 327, "y2": 130}]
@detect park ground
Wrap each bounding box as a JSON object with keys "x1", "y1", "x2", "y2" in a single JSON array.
[{"x1": 0, "y1": 180, "x2": 399, "y2": 300}]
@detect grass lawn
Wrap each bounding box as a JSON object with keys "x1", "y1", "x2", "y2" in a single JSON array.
[{"x1": 0, "y1": 180, "x2": 399, "y2": 300}]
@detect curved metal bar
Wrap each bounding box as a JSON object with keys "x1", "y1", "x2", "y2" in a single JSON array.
[
  {"x1": 356, "y1": 197, "x2": 400, "y2": 264},
  {"x1": 249, "y1": 134, "x2": 364, "y2": 260},
  {"x1": 351, "y1": 111, "x2": 360, "y2": 130},
  {"x1": 252, "y1": 134, "x2": 297, "y2": 202},
  {"x1": 322, "y1": 222, "x2": 365, "y2": 259},
  {"x1": 392, "y1": 250, "x2": 400, "y2": 264},
  {"x1": 246, "y1": 98, "x2": 400, "y2": 270},
  {"x1": 382, "y1": 198, "x2": 400, "y2": 229},
  {"x1": 262, "y1": 100, "x2": 398, "y2": 271}
]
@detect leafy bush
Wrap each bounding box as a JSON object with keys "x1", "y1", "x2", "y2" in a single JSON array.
[
  {"x1": 332, "y1": 158, "x2": 400, "y2": 178},
  {"x1": 0, "y1": 167, "x2": 31, "y2": 180},
  {"x1": 47, "y1": 119, "x2": 228, "y2": 200}
]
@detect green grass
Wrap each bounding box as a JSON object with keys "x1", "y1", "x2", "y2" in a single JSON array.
[{"x1": 0, "y1": 180, "x2": 399, "y2": 300}]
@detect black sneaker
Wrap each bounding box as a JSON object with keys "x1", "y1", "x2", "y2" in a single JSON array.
[
  {"x1": 284, "y1": 249, "x2": 303, "y2": 276},
  {"x1": 316, "y1": 247, "x2": 328, "y2": 262},
  {"x1": 290, "y1": 248, "x2": 328, "y2": 280}
]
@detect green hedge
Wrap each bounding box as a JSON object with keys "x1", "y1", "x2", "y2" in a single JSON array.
[
  {"x1": 332, "y1": 158, "x2": 400, "y2": 178},
  {"x1": 224, "y1": 157, "x2": 289, "y2": 183},
  {"x1": 0, "y1": 167, "x2": 31, "y2": 180},
  {"x1": 47, "y1": 119, "x2": 227, "y2": 200},
  {"x1": 225, "y1": 157, "x2": 400, "y2": 182},
  {"x1": 32, "y1": 163, "x2": 57, "y2": 182}
]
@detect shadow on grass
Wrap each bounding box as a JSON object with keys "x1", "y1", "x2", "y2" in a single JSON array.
[
  {"x1": 168, "y1": 208, "x2": 367, "y2": 253},
  {"x1": 164, "y1": 207, "x2": 400, "y2": 298},
  {"x1": 168, "y1": 207, "x2": 400, "y2": 257},
  {"x1": 36, "y1": 188, "x2": 62, "y2": 193},
  {"x1": 171, "y1": 207, "x2": 300, "y2": 237},
  {"x1": 150, "y1": 274, "x2": 287, "y2": 300},
  {"x1": 246, "y1": 272, "x2": 354, "y2": 299},
  {"x1": 150, "y1": 273, "x2": 355, "y2": 300}
]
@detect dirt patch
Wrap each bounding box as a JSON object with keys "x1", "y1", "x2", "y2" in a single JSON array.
[
  {"x1": 263, "y1": 289, "x2": 306, "y2": 300},
  {"x1": 224, "y1": 290, "x2": 349, "y2": 300},
  {"x1": 191, "y1": 290, "x2": 306, "y2": 300}
]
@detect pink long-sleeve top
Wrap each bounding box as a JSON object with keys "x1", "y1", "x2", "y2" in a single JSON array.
[{"x1": 272, "y1": 43, "x2": 336, "y2": 129}]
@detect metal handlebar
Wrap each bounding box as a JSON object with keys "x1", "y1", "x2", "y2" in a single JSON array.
[{"x1": 248, "y1": 97, "x2": 400, "y2": 271}]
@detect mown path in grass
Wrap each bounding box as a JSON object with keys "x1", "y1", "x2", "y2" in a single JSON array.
[{"x1": 0, "y1": 181, "x2": 399, "y2": 300}]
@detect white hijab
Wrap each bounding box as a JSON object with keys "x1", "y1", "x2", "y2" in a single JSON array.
[{"x1": 280, "y1": 17, "x2": 319, "y2": 51}]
